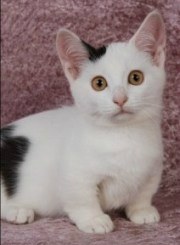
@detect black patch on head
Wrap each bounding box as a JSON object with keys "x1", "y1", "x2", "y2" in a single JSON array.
[
  {"x1": 1, "y1": 125, "x2": 30, "y2": 196},
  {"x1": 82, "y1": 41, "x2": 106, "y2": 61}
]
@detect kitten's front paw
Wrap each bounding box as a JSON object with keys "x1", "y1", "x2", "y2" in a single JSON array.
[
  {"x1": 5, "y1": 206, "x2": 34, "y2": 224},
  {"x1": 77, "y1": 214, "x2": 114, "y2": 234},
  {"x1": 128, "y1": 206, "x2": 160, "y2": 224}
]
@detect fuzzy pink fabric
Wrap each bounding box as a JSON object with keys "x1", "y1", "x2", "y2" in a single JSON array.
[{"x1": 1, "y1": 0, "x2": 180, "y2": 244}]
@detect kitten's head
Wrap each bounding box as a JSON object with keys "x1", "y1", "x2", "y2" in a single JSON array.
[{"x1": 56, "y1": 10, "x2": 166, "y2": 125}]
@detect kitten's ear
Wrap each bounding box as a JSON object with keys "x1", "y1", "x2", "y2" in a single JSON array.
[
  {"x1": 130, "y1": 10, "x2": 166, "y2": 67},
  {"x1": 56, "y1": 29, "x2": 89, "y2": 81}
]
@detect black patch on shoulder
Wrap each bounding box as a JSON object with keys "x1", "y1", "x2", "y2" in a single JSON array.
[
  {"x1": 1, "y1": 125, "x2": 30, "y2": 196},
  {"x1": 1, "y1": 125, "x2": 14, "y2": 141},
  {"x1": 82, "y1": 41, "x2": 106, "y2": 61}
]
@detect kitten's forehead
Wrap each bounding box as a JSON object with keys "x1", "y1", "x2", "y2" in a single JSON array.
[
  {"x1": 85, "y1": 42, "x2": 150, "y2": 82},
  {"x1": 102, "y1": 42, "x2": 149, "y2": 68}
]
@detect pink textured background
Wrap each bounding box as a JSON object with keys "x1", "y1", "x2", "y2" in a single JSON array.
[{"x1": 1, "y1": 0, "x2": 180, "y2": 244}]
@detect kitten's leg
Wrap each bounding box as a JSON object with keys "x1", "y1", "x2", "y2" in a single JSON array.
[
  {"x1": 63, "y1": 182, "x2": 114, "y2": 234},
  {"x1": 1, "y1": 185, "x2": 35, "y2": 224},
  {"x1": 125, "y1": 167, "x2": 162, "y2": 224}
]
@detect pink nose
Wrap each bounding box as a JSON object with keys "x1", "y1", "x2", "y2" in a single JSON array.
[{"x1": 113, "y1": 95, "x2": 128, "y2": 106}]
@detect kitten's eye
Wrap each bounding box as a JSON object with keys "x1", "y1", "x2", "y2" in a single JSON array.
[
  {"x1": 91, "y1": 76, "x2": 108, "y2": 91},
  {"x1": 128, "y1": 70, "x2": 144, "y2": 85}
]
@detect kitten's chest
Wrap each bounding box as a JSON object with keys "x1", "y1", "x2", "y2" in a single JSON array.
[
  {"x1": 86, "y1": 125, "x2": 156, "y2": 176},
  {"x1": 88, "y1": 126, "x2": 134, "y2": 152},
  {"x1": 88, "y1": 126, "x2": 141, "y2": 163}
]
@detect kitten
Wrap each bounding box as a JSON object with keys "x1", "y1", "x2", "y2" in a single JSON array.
[{"x1": 1, "y1": 10, "x2": 166, "y2": 234}]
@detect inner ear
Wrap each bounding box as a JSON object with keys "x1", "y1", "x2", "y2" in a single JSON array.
[
  {"x1": 56, "y1": 29, "x2": 89, "y2": 80},
  {"x1": 130, "y1": 10, "x2": 166, "y2": 67}
]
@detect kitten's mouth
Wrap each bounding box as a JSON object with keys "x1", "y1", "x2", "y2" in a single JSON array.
[{"x1": 113, "y1": 109, "x2": 133, "y2": 117}]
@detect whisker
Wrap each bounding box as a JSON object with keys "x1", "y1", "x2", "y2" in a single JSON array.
[
  {"x1": 142, "y1": 111, "x2": 160, "y2": 126},
  {"x1": 130, "y1": 102, "x2": 164, "y2": 109}
]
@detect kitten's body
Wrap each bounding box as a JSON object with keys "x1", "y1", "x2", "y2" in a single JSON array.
[{"x1": 1, "y1": 11, "x2": 166, "y2": 233}]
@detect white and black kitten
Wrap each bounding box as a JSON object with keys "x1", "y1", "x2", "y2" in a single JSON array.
[{"x1": 1, "y1": 10, "x2": 166, "y2": 233}]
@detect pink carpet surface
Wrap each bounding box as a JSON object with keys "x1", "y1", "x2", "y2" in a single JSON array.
[{"x1": 1, "y1": 0, "x2": 180, "y2": 244}]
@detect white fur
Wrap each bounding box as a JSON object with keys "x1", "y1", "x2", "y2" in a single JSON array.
[{"x1": 1, "y1": 11, "x2": 166, "y2": 233}]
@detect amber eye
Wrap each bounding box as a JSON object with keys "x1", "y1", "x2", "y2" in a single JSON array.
[
  {"x1": 128, "y1": 70, "x2": 144, "y2": 85},
  {"x1": 91, "y1": 76, "x2": 108, "y2": 91}
]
